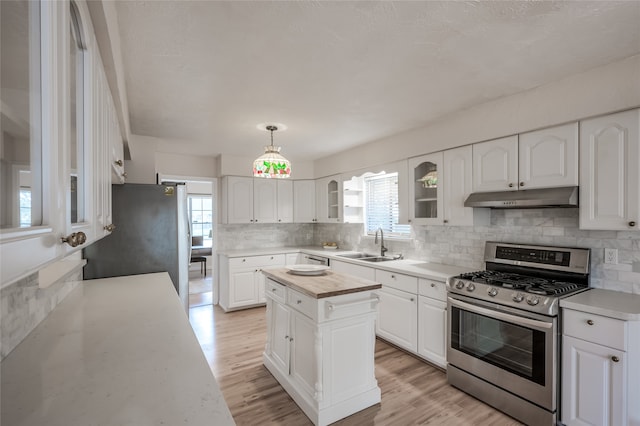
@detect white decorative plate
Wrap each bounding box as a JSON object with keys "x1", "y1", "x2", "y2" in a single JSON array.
[{"x1": 286, "y1": 264, "x2": 330, "y2": 276}]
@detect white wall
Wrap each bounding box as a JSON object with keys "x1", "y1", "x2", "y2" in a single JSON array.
[
  {"x1": 125, "y1": 134, "x2": 218, "y2": 183},
  {"x1": 315, "y1": 54, "x2": 640, "y2": 177}
]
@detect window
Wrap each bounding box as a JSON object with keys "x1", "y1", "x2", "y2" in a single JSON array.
[
  {"x1": 364, "y1": 172, "x2": 410, "y2": 237},
  {"x1": 189, "y1": 195, "x2": 212, "y2": 247}
]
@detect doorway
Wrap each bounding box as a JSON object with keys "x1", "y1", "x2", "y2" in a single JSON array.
[{"x1": 159, "y1": 174, "x2": 217, "y2": 308}]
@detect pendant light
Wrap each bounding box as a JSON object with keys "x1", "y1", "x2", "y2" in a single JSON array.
[{"x1": 253, "y1": 125, "x2": 291, "y2": 178}]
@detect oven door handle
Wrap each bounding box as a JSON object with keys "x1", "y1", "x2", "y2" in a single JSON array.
[{"x1": 448, "y1": 297, "x2": 553, "y2": 332}]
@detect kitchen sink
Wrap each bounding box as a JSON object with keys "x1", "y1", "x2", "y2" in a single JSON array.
[
  {"x1": 337, "y1": 253, "x2": 379, "y2": 259},
  {"x1": 360, "y1": 256, "x2": 396, "y2": 262},
  {"x1": 337, "y1": 253, "x2": 397, "y2": 262}
]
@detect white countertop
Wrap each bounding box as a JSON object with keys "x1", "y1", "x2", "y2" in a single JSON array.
[
  {"x1": 560, "y1": 288, "x2": 640, "y2": 321},
  {"x1": 219, "y1": 246, "x2": 473, "y2": 282},
  {"x1": 1, "y1": 273, "x2": 235, "y2": 426}
]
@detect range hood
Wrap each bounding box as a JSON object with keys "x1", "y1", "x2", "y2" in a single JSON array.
[{"x1": 464, "y1": 186, "x2": 579, "y2": 209}]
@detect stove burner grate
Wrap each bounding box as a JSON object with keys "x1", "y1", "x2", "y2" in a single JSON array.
[{"x1": 456, "y1": 271, "x2": 584, "y2": 296}]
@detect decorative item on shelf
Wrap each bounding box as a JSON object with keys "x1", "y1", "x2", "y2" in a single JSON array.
[
  {"x1": 419, "y1": 171, "x2": 438, "y2": 188},
  {"x1": 253, "y1": 124, "x2": 291, "y2": 178},
  {"x1": 323, "y1": 242, "x2": 338, "y2": 249}
]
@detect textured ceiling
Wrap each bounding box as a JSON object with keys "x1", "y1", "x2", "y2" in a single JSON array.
[{"x1": 114, "y1": 1, "x2": 640, "y2": 161}]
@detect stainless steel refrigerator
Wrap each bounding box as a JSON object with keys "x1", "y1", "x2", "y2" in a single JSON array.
[{"x1": 83, "y1": 183, "x2": 190, "y2": 311}]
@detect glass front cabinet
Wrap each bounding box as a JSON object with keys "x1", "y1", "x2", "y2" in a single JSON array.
[
  {"x1": 408, "y1": 152, "x2": 443, "y2": 225},
  {"x1": 1, "y1": 0, "x2": 123, "y2": 287}
]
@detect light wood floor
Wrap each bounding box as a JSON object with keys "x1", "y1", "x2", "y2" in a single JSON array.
[{"x1": 189, "y1": 304, "x2": 523, "y2": 426}]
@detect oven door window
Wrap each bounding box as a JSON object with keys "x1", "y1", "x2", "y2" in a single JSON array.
[{"x1": 450, "y1": 306, "x2": 546, "y2": 386}]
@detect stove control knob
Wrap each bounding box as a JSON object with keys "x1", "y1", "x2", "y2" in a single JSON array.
[
  {"x1": 466, "y1": 283, "x2": 476, "y2": 292},
  {"x1": 455, "y1": 280, "x2": 465, "y2": 290},
  {"x1": 512, "y1": 292, "x2": 525, "y2": 303},
  {"x1": 487, "y1": 287, "x2": 498, "y2": 297},
  {"x1": 526, "y1": 296, "x2": 540, "y2": 306}
]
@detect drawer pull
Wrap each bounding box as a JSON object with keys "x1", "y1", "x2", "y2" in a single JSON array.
[
  {"x1": 508, "y1": 183, "x2": 514, "y2": 188},
  {"x1": 630, "y1": 221, "x2": 636, "y2": 227},
  {"x1": 271, "y1": 288, "x2": 277, "y2": 292},
  {"x1": 297, "y1": 300, "x2": 302, "y2": 304},
  {"x1": 612, "y1": 356, "x2": 620, "y2": 363},
  {"x1": 430, "y1": 283, "x2": 436, "y2": 287},
  {"x1": 587, "y1": 319, "x2": 594, "y2": 325},
  {"x1": 391, "y1": 274, "x2": 395, "y2": 279},
  {"x1": 410, "y1": 297, "x2": 415, "y2": 302}
]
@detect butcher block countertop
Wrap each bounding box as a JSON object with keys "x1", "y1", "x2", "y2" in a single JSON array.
[
  {"x1": 1, "y1": 273, "x2": 235, "y2": 426},
  {"x1": 262, "y1": 267, "x2": 381, "y2": 298}
]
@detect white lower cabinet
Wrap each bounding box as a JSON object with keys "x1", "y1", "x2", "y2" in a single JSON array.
[
  {"x1": 219, "y1": 254, "x2": 286, "y2": 311},
  {"x1": 374, "y1": 270, "x2": 447, "y2": 368},
  {"x1": 417, "y1": 279, "x2": 447, "y2": 368},
  {"x1": 263, "y1": 278, "x2": 380, "y2": 426},
  {"x1": 561, "y1": 308, "x2": 639, "y2": 426},
  {"x1": 376, "y1": 285, "x2": 418, "y2": 352}
]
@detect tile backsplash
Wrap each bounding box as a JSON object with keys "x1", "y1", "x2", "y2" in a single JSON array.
[
  {"x1": 1, "y1": 271, "x2": 81, "y2": 360},
  {"x1": 220, "y1": 208, "x2": 639, "y2": 294},
  {"x1": 319, "y1": 209, "x2": 640, "y2": 294}
]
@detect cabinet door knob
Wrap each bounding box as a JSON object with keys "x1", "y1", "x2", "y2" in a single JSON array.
[
  {"x1": 587, "y1": 319, "x2": 594, "y2": 325},
  {"x1": 443, "y1": 219, "x2": 448, "y2": 224},
  {"x1": 289, "y1": 337, "x2": 294, "y2": 342},
  {"x1": 61, "y1": 231, "x2": 87, "y2": 247},
  {"x1": 519, "y1": 182, "x2": 524, "y2": 187},
  {"x1": 430, "y1": 283, "x2": 435, "y2": 287},
  {"x1": 508, "y1": 183, "x2": 514, "y2": 188},
  {"x1": 284, "y1": 335, "x2": 289, "y2": 340},
  {"x1": 297, "y1": 300, "x2": 302, "y2": 304},
  {"x1": 410, "y1": 297, "x2": 415, "y2": 302},
  {"x1": 242, "y1": 259, "x2": 246, "y2": 262},
  {"x1": 271, "y1": 288, "x2": 277, "y2": 292},
  {"x1": 391, "y1": 275, "x2": 395, "y2": 279},
  {"x1": 255, "y1": 219, "x2": 258, "y2": 223},
  {"x1": 630, "y1": 221, "x2": 637, "y2": 227},
  {"x1": 114, "y1": 159, "x2": 123, "y2": 167},
  {"x1": 278, "y1": 219, "x2": 282, "y2": 222},
  {"x1": 611, "y1": 356, "x2": 620, "y2": 363},
  {"x1": 103, "y1": 224, "x2": 116, "y2": 232}
]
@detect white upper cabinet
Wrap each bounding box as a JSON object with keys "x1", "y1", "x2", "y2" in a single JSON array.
[
  {"x1": 253, "y1": 179, "x2": 278, "y2": 224},
  {"x1": 1, "y1": 0, "x2": 121, "y2": 286},
  {"x1": 315, "y1": 175, "x2": 342, "y2": 223},
  {"x1": 222, "y1": 176, "x2": 289, "y2": 224},
  {"x1": 293, "y1": 180, "x2": 316, "y2": 223},
  {"x1": 472, "y1": 135, "x2": 519, "y2": 192},
  {"x1": 276, "y1": 180, "x2": 293, "y2": 223},
  {"x1": 519, "y1": 123, "x2": 578, "y2": 189},
  {"x1": 473, "y1": 125, "x2": 578, "y2": 193},
  {"x1": 579, "y1": 109, "x2": 639, "y2": 231},
  {"x1": 223, "y1": 176, "x2": 254, "y2": 224},
  {"x1": 443, "y1": 146, "x2": 489, "y2": 226},
  {"x1": 408, "y1": 152, "x2": 444, "y2": 225}
]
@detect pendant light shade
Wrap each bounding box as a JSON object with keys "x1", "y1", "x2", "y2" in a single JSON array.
[{"x1": 253, "y1": 125, "x2": 291, "y2": 178}]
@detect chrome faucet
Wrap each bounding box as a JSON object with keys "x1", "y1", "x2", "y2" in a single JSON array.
[{"x1": 374, "y1": 227, "x2": 388, "y2": 257}]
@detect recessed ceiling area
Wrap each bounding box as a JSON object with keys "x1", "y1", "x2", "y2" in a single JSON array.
[{"x1": 113, "y1": 1, "x2": 640, "y2": 161}]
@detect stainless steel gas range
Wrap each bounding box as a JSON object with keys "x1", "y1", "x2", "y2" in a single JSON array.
[{"x1": 446, "y1": 242, "x2": 590, "y2": 426}]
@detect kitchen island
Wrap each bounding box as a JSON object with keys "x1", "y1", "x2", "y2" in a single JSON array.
[
  {"x1": 1, "y1": 273, "x2": 234, "y2": 426},
  {"x1": 261, "y1": 267, "x2": 382, "y2": 426}
]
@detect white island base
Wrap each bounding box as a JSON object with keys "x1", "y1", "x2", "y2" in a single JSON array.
[{"x1": 261, "y1": 270, "x2": 382, "y2": 426}]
